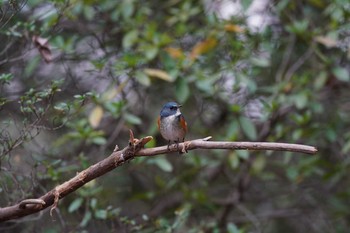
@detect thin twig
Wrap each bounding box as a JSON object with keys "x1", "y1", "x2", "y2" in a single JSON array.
[
  {"x1": 275, "y1": 35, "x2": 295, "y2": 82},
  {"x1": 284, "y1": 46, "x2": 314, "y2": 82}
]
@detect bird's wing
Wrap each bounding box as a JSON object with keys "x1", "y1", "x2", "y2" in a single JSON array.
[
  {"x1": 179, "y1": 114, "x2": 188, "y2": 132},
  {"x1": 157, "y1": 116, "x2": 161, "y2": 130}
]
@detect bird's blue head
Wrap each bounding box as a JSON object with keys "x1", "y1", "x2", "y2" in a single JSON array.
[{"x1": 160, "y1": 102, "x2": 182, "y2": 118}]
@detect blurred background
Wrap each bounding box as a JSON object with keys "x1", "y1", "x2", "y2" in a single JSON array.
[{"x1": 0, "y1": 0, "x2": 349, "y2": 232}]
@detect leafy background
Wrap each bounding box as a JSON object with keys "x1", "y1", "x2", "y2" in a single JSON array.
[{"x1": 0, "y1": 0, "x2": 349, "y2": 232}]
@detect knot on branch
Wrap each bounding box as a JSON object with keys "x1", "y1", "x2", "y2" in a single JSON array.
[
  {"x1": 115, "y1": 130, "x2": 153, "y2": 165},
  {"x1": 128, "y1": 129, "x2": 153, "y2": 150},
  {"x1": 125, "y1": 129, "x2": 153, "y2": 157},
  {"x1": 50, "y1": 188, "x2": 60, "y2": 217}
]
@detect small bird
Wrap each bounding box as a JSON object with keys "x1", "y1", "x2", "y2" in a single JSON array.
[{"x1": 158, "y1": 102, "x2": 188, "y2": 152}]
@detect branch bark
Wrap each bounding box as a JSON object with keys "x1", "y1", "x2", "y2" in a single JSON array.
[
  {"x1": 0, "y1": 131, "x2": 317, "y2": 222},
  {"x1": 136, "y1": 137, "x2": 317, "y2": 156}
]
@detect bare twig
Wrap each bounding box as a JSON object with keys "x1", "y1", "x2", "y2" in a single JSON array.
[
  {"x1": 230, "y1": 208, "x2": 301, "y2": 223},
  {"x1": 275, "y1": 35, "x2": 295, "y2": 82},
  {"x1": 0, "y1": 132, "x2": 317, "y2": 222},
  {"x1": 136, "y1": 137, "x2": 317, "y2": 156},
  {"x1": 284, "y1": 46, "x2": 314, "y2": 82}
]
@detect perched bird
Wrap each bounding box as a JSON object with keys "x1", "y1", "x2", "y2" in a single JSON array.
[{"x1": 158, "y1": 102, "x2": 188, "y2": 152}]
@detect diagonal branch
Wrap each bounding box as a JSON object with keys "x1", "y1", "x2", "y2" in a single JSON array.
[{"x1": 0, "y1": 132, "x2": 317, "y2": 222}]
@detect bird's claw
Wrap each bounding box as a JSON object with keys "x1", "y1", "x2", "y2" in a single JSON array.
[
  {"x1": 181, "y1": 141, "x2": 190, "y2": 153},
  {"x1": 167, "y1": 140, "x2": 171, "y2": 151}
]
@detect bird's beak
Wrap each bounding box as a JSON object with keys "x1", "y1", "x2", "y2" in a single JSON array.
[{"x1": 178, "y1": 104, "x2": 182, "y2": 108}]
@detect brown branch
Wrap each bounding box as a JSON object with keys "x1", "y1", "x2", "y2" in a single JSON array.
[
  {"x1": 0, "y1": 130, "x2": 152, "y2": 222},
  {"x1": 136, "y1": 137, "x2": 317, "y2": 156},
  {"x1": 0, "y1": 132, "x2": 317, "y2": 222}
]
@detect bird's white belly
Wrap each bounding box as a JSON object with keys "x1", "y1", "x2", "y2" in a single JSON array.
[{"x1": 160, "y1": 115, "x2": 185, "y2": 142}]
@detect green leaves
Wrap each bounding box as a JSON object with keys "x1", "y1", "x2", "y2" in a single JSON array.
[
  {"x1": 55, "y1": 119, "x2": 106, "y2": 146},
  {"x1": 122, "y1": 30, "x2": 139, "y2": 49},
  {"x1": 68, "y1": 197, "x2": 83, "y2": 213},
  {"x1": 286, "y1": 19, "x2": 309, "y2": 35},
  {"x1": 148, "y1": 157, "x2": 173, "y2": 172},
  {"x1": 94, "y1": 209, "x2": 108, "y2": 220},
  {"x1": 135, "y1": 70, "x2": 151, "y2": 86},
  {"x1": 239, "y1": 116, "x2": 257, "y2": 140},
  {"x1": 227, "y1": 223, "x2": 245, "y2": 233},
  {"x1": 332, "y1": 67, "x2": 349, "y2": 82},
  {"x1": 123, "y1": 112, "x2": 142, "y2": 125},
  {"x1": 176, "y1": 78, "x2": 190, "y2": 103},
  {"x1": 292, "y1": 92, "x2": 309, "y2": 109},
  {"x1": 120, "y1": 0, "x2": 135, "y2": 19},
  {"x1": 0, "y1": 73, "x2": 13, "y2": 85},
  {"x1": 2, "y1": 0, "x2": 350, "y2": 232},
  {"x1": 251, "y1": 56, "x2": 270, "y2": 68}
]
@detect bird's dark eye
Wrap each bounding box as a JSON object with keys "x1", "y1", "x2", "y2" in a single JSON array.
[{"x1": 170, "y1": 106, "x2": 177, "y2": 110}]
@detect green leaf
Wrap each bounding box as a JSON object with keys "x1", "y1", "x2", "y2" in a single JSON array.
[
  {"x1": 314, "y1": 71, "x2": 328, "y2": 89},
  {"x1": 0, "y1": 73, "x2": 13, "y2": 85},
  {"x1": 135, "y1": 70, "x2": 151, "y2": 86},
  {"x1": 83, "y1": 5, "x2": 95, "y2": 21},
  {"x1": 143, "y1": 45, "x2": 159, "y2": 60},
  {"x1": 122, "y1": 30, "x2": 138, "y2": 49},
  {"x1": 237, "y1": 150, "x2": 249, "y2": 160},
  {"x1": 341, "y1": 140, "x2": 350, "y2": 154},
  {"x1": 154, "y1": 157, "x2": 173, "y2": 172},
  {"x1": 92, "y1": 136, "x2": 107, "y2": 145},
  {"x1": 142, "y1": 214, "x2": 149, "y2": 221},
  {"x1": 79, "y1": 211, "x2": 92, "y2": 227},
  {"x1": 252, "y1": 155, "x2": 266, "y2": 174},
  {"x1": 275, "y1": 0, "x2": 290, "y2": 12},
  {"x1": 241, "y1": 0, "x2": 254, "y2": 10},
  {"x1": 172, "y1": 203, "x2": 191, "y2": 229},
  {"x1": 124, "y1": 113, "x2": 142, "y2": 125},
  {"x1": 286, "y1": 19, "x2": 309, "y2": 34},
  {"x1": 226, "y1": 120, "x2": 239, "y2": 140},
  {"x1": 239, "y1": 116, "x2": 257, "y2": 140},
  {"x1": 227, "y1": 223, "x2": 243, "y2": 233},
  {"x1": 90, "y1": 198, "x2": 97, "y2": 209},
  {"x1": 176, "y1": 78, "x2": 190, "y2": 103},
  {"x1": 286, "y1": 167, "x2": 299, "y2": 181},
  {"x1": 251, "y1": 57, "x2": 270, "y2": 67},
  {"x1": 24, "y1": 56, "x2": 40, "y2": 77},
  {"x1": 228, "y1": 152, "x2": 240, "y2": 169},
  {"x1": 332, "y1": 67, "x2": 349, "y2": 82},
  {"x1": 294, "y1": 93, "x2": 308, "y2": 109},
  {"x1": 121, "y1": 0, "x2": 134, "y2": 19},
  {"x1": 95, "y1": 209, "x2": 108, "y2": 219},
  {"x1": 195, "y1": 78, "x2": 214, "y2": 95},
  {"x1": 68, "y1": 197, "x2": 83, "y2": 213}
]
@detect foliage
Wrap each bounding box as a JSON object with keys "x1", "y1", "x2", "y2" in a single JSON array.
[{"x1": 0, "y1": 0, "x2": 350, "y2": 232}]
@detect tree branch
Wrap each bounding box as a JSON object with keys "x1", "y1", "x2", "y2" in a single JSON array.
[
  {"x1": 0, "y1": 131, "x2": 317, "y2": 222},
  {"x1": 136, "y1": 137, "x2": 317, "y2": 156}
]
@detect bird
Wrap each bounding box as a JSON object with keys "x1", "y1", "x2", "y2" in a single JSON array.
[{"x1": 158, "y1": 101, "x2": 188, "y2": 152}]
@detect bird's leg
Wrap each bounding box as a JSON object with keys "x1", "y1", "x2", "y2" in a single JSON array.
[
  {"x1": 175, "y1": 138, "x2": 184, "y2": 154},
  {"x1": 167, "y1": 140, "x2": 171, "y2": 151},
  {"x1": 182, "y1": 137, "x2": 188, "y2": 153}
]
